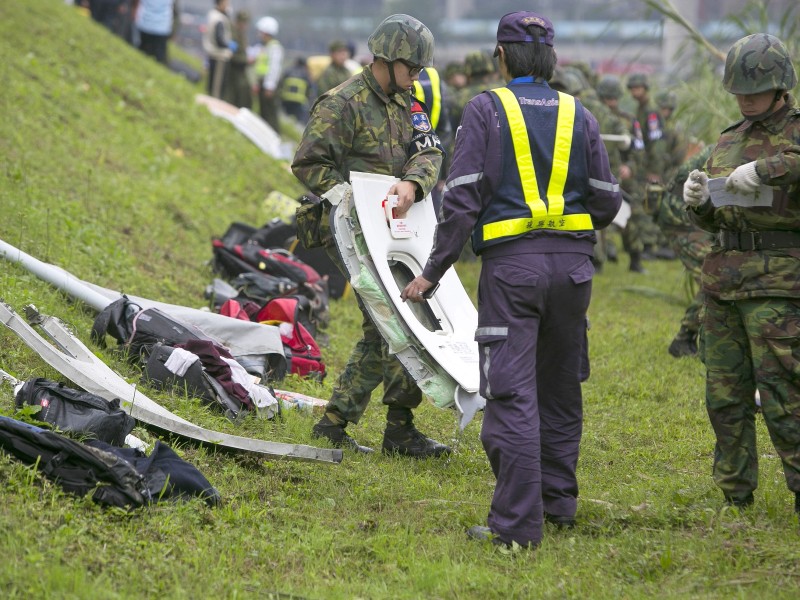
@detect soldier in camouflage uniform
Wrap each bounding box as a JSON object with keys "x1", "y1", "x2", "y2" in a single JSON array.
[
  {"x1": 315, "y1": 40, "x2": 354, "y2": 98},
  {"x1": 292, "y1": 14, "x2": 450, "y2": 458},
  {"x1": 655, "y1": 145, "x2": 715, "y2": 357},
  {"x1": 627, "y1": 73, "x2": 670, "y2": 259},
  {"x1": 551, "y1": 66, "x2": 624, "y2": 271},
  {"x1": 598, "y1": 75, "x2": 647, "y2": 271},
  {"x1": 655, "y1": 90, "x2": 689, "y2": 183},
  {"x1": 683, "y1": 34, "x2": 800, "y2": 513},
  {"x1": 449, "y1": 50, "x2": 499, "y2": 133}
]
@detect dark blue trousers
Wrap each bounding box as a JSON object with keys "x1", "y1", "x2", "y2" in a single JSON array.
[{"x1": 475, "y1": 252, "x2": 593, "y2": 546}]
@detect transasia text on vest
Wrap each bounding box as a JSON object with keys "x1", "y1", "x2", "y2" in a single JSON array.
[{"x1": 519, "y1": 97, "x2": 559, "y2": 106}]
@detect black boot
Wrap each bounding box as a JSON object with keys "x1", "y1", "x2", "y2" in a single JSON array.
[
  {"x1": 795, "y1": 492, "x2": 800, "y2": 515},
  {"x1": 382, "y1": 407, "x2": 451, "y2": 458},
  {"x1": 629, "y1": 252, "x2": 646, "y2": 273},
  {"x1": 724, "y1": 492, "x2": 754, "y2": 509},
  {"x1": 312, "y1": 412, "x2": 374, "y2": 453},
  {"x1": 668, "y1": 326, "x2": 698, "y2": 357}
]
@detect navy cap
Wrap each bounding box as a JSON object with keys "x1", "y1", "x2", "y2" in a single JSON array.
[{"x1": 496, "y1": 12, "x2": 554, "y2": 47}]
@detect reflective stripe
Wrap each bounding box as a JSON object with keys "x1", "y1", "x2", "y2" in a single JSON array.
[
  {"x1": 445, "y1": 172, "x2": 482, "y2": 192},
  {"x1": 485, "y1": 87, "x2": 593, "y2": 240},
  {"x1": 483, "y1": 213, "x2": 594, "y2": 239},
  {"x1": 281, "y1": 77, "x2": 309, "y2": 103},
  {"x1": 588, "y1": 177, "x2": 619, "y2": 192},
  {"x1": 482, "y1": 346, "x2": 492, "y2": 400},
  {"x1": 475, "y1": 326, "x2": 508, "y2": 337},
  {"x1": 413, "y1": 68, "x2": 442, "y2": 130}
]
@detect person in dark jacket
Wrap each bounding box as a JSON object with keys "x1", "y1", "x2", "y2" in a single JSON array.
[{"x1": 403, "y1": 11, "x2": 621, "y2": 548}]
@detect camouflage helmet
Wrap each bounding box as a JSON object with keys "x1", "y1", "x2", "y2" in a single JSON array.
[
  {"x1": 550, "y1": 67, "x2": 586, "y2": 95},
  {"x1": 655, "y1": 90, "x2": 677, "y2": 110},
  {"x1": 464, "y1": 50, "x2": 496, "y2": 77},
  {"x1": 597, "y1": 75, "x2": 623, "y2": 100},
  {"x1": 722, "y1": 33, "x2": 797, "y2": 94},
  {"x1": 626, "y1": 72, "x2": 649, "y2": 89},
  {"x1": 368, "y1": 14, "x2": 434, "y2": 67}
]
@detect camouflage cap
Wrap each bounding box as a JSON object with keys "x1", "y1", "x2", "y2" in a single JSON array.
[
  {"x1": 655, "y1": 89, "x2": 677, "y2": 109},
  {"x1": 367, "y1": 14, "x2": 434, "y2": 67},
  {"x1": 329, "y1": 40, "x2": 348, "y2": 53},
  {"x1": 597, "y1": 75, "x2": 623, "y2": 100},
  {"x1": 626, "y1": 72, "x2": 649, "y2": 89},
  {"x1": 723, "y1": 33, "x2": 797, "y2": 94},
  {"x1": 464, "y1": 50, "x2": 496, "y2": 77}
]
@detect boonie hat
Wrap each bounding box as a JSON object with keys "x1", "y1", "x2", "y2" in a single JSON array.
[{"x1": 496, "y1": 12, "x2": 554, "y2": 46}]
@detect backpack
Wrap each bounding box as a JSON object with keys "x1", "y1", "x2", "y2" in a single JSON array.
[
  {"x1": 88, "y1": 439, "x2": 221, "y2": 507},
  {"x1": 92, "y1": 297, "x2": 254, "y2": 418},
  {"x1": 247, "y1": 214, "x2": 349, "y2": 300},
  {"x1": 91, "y1": 296, "x2": 212, "y2": 362},
  {"x1": 141, "y1": 343, "x2": 248, "y2": 421},
  {"x1": 0, "y1": 416, "x2": 221, "y2": 509},
  {"x1": 211, "y1": 221, "x2": 333, "y2": 329},
  {"x1": 256, "y1": 296, "x2": 326, "y2": 381},
  {"x1": 15, "y1": 377, "x2": 136, "y2": 446},
  {"x1": 0, "y1": 415, "x2": 149, "y2": 509}
]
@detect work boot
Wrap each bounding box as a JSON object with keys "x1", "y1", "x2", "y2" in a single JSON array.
[
  {"x1": 629, "y1": 252, "x2": 646, "y2": 273},
  {"x1": 382, "y1": 407, "x2": 451, "y2": 458},
  {"x1": 724, "y1": 492, "x2": 754, "y2": 509},
  {"x1": 466, "y1": 525, "x2": 510, "y2": 548},
  {"x1": 795, "y1": 492, "x2": 800, "y2": 515},
  {"x1": 641, "y1": 244, "x2": 656, "y2": 261},
  {"x1": 311, "y1": 413, "x2": 374, "y2": 453},
  {"x1": 668, "y1": 326, "x2": 698, "y2": 357},
  {"x1": 544, "y1": 512, "x2": 576, "y2": 529}
]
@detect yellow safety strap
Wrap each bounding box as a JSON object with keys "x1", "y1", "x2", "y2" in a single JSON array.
[
  {"x1": 483, "y1": 87, "x2": 593, "y2": 241},
  {"x1": 413, "y1": 68, "x2": 441, "y2": 130}
]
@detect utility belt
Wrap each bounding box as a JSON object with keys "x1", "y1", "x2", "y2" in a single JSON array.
[{"x1": 717, "y1": 230, "x2": 800, "y2": 251}]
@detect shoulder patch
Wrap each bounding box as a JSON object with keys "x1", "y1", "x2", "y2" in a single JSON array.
[{"x1": 410, "y1": 100, "x2": 432, "y2": 132}]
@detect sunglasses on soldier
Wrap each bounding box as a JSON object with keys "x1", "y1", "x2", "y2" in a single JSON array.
[{"x1": 397, "y1": 59, "x2": 423, "y2": 77}]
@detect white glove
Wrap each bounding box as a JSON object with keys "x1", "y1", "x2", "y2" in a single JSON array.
[
  {"x1": 683, "y1": 169, "x2": 709, "y2": 207},
  {"x1": 725, "y1": 161, "x2": 761, "y2": 194},
  {"x1": 321, "y1": 182, "x2": 352, "y2": 206}
]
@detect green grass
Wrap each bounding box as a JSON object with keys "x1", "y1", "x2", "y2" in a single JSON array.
[{"x1": 1, "y1": 2, "x2": 799, "y2": 598}]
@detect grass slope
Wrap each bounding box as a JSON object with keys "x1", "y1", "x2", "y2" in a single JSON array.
[{"x1": 1, "y1": 2, "x2": 799, "y2": 599}]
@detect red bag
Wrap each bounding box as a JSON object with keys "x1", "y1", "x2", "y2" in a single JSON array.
[{"x1": 257, "y1": 297, "x2": 326, "y2": 381}]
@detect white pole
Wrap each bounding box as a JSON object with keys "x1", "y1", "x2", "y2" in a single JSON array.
[{"x1": 0, "y1": 238, "x2": 116, "y2": 312}]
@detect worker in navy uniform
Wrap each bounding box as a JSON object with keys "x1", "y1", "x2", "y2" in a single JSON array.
[
  {"x1": 413, "y1": 66, "x2": 452, "y2": 214},
  {"x1": 403, "y1": 11, "x2": 621, "y2": 548}
]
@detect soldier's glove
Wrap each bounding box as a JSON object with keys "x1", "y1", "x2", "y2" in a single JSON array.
[
  {"x1": 321, "y1": 182, "x2": 352, "y2": 207},
  {"x1": 683, "y1": 169, "x2": 709, "y2": 207},
  {"x1": 725, "y1": 161, "x2": 760, "y2": 194}
]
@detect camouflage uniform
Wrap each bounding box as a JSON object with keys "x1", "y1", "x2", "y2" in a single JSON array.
[
  {"x1": 630, "y1": 77, "x2": 668, "y2": 252},
  {"x1": 292, "y1": 15, "x2": 446, "y2": 456},
  {"x1": 687, "y1": 34, "x2": 800, "y2": 506},
  {"x1": 656, "y1": 146, "x2": 715, "y2": 356},
  {"x1": 611, "y1": 102, "x2": 648, "y2": 264},
  {"x1": 315, "y1": 63, "x2": 353, "y2": 98}
]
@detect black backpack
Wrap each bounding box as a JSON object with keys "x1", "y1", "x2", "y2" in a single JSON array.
[
  {"x1": 141, "y1": 343, "x2": 246, "y2": 421},
  {"x1": 91, "y1": 296, "x2": 212, "y2": 362},
  {"x1": 15, "y1": 378, "x2": 136, "y2": 446},
  {"x1": 0, "y1": 416, "x2": 221, "y2": 509},
  {"x1": 0, "y1": 415, "x2": 150, "y2": 509}
]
